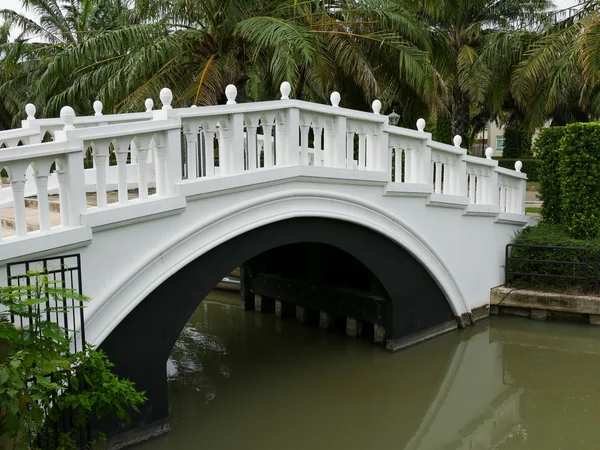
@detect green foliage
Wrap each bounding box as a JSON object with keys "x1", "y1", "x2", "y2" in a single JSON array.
[
  {"x1": 430, "y1": 117, "x2": 452, "y2": 145},
  {"x1": 533, "y1": 126, "x2": 566, "y2": 224},
  {"x1": 559, "y1": 122, "x2": 600, "y2": 238},
  {"x1": 494, "y1": 158, "x2": 539, "y2": 182},
  {"x1": 0, "y1": 272, "x2": 146, "y2": 449},
  {"x1": 510, "y1": 223, "x2": 599, "y2": 293},
  {"x1": 502, "y1": 121, "x2": 531, "y2": 158}
]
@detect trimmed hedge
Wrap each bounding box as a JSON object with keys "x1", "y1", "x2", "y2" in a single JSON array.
[
  {"x1": 559, "y1": 123, "x2": 600, "y2": 238},
  {"x1": 494, "y1": 158, "x2": 539, "y2": 182},
  {"x1": 533, "y1": 126, "x2": 566, "y2": 224},
  {"x1": 510, "y1": 223, "x2": 600, "y2": 293}
]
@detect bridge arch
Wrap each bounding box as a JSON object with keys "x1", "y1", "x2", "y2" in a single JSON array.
[
  {"x1": 86, "y1": 190, "x2": 472, "y2": 441},
  {"x1": 86, "y1": 189, "x2": 469, "y2": 349}
]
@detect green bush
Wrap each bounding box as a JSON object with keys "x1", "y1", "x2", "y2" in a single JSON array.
[
  {"x1": 510, "y1": 223, "x2": 600, "y2": 293},
  {"x1": 430, "y1": 117, "x2": 452, "y2": 145},
  {"x1": 494, "y1": 158, "x2": 539, "y2": 182},
  {"x1": 0, "y1": 272, "x2": 146, "y2": 449},
  {"x1": 533, "y1": 126, "x2": 566, "y2": 224},
  {"x1": 503, "y1": 121, "x2": 532, "y2": 158},
  {"x1": 559, "y1": 123, "x2": 600, "y2": 238}
]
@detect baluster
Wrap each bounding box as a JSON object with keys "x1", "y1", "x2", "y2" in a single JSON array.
[
  {"x1": 300, "y1": 124, "x2": 310, "y2": 166},
  {"x1": 434, "y1": 161, "x2": 442, "y2": 193},
  {"x1": 135, "y1": 137, "x2": 150, "y2": 200},
  {"x1": 7, "y1": 163, "x2": 28, "y2": 236},
  {"x1": 153, "y1": 138, "x2": 166, "y2": 196},
  {"x1": 346, "y1": 131, "x2": 355, "y2": 169},
  {"x1": 32, "y1": 161, "x2": 53, "y2": 231},
  {"x1": 358, "y1": 133, "x2": 366, "y2": 170},
  {"x1": 218, "y1": 119, "x2": 231, "y2": 175},
  {"x1": 313, "y1": 125, "x2": 323, "y2": 167},
  {"x1": 245, "y1": 115, "x2": 260, "y2": 170},
  {"x1": 405, "y1": 148, "x2": 413, "y2": 183},
  {"x1": 323, "y1": 119, "x2": 335, "y2": 167},
  {"x1": 442, "y1": 162, "x2": 450, "y2": 194},
  {"x1": 275, "y1": 113, "x2": 286, "y2": 167},
  {"x1": 499, "y1": 186, "x2": 507, "y2": 212},
  {"x1": 55, "y1": 159, "x2": 70, "y2": 225},
  {"x1": 394, "y1": 147, "x2": 402, "y2": 183},
  {"x1": 468, "y1": 174, "x2": 476, "y2": 203},
  {"x1": 262, "y1": 124, "x2": 274, "y2": 169},
  {"x1": 475, "y1": 176, "x2": 484, "y2": 204},
  {"x1": 116, "y1": 139, "x2": 130, "y2": 204},
  {"x1": 367, "y1": 132, "x2": 379, "y2": 172},
  {"x1": 200, "y1": 119, "x2": 218, "y2": 176},
  {"x1": 92, "y1": 141, "x2": 109, "y2": 207},
  {"x1": 185, "y1": 126, "x2": 199, "y2": 179}
]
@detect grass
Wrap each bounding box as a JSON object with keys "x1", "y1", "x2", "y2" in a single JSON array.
[{"x1": 526, "y1": 206, "x2": 542, "y2": 214}]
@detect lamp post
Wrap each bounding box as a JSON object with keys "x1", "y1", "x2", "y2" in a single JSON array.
[{"x1": 389, "y1": 109, "x2": 400, "y2": 126}]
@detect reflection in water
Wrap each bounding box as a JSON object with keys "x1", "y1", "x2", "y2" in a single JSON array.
[{"x1": 137, "y1": 290, "x2": 600, "y2": 449}]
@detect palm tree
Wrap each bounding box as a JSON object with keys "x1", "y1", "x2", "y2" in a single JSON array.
[
  {"x1": 403, "y1": 0, "x2": 553, "y2": 143},
  {"x1": 0, "y1": 0, "x2": 130, "y2": 124},
  {"x1": 511, "y1": 1, "x2": 600, "y2": 129},
  {"x1": 2, "y1": 0, "x2": 439, "y2": 120}
]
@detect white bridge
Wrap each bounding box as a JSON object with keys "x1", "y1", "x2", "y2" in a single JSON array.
[{"x1": 0, "y1": 82, "x2": 529, "y2": 445}]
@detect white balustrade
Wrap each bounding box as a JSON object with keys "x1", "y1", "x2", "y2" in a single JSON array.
[
  {"x1": 0, "y1": 82, "x2": 529, "y2": 246},
  {"x1": 428, "y1": 138, "x2": 465, "y2": 196},
  {"x1": 0, "y1": 141, "x2": 86, "y2": 240},
  {"x1": 497, "y1": 162, "x2": 527, "y2": 215}
]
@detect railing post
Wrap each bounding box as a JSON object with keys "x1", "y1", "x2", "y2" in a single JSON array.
[
  {"x1": 136, "y1": 137, "x2": 150, "y2": 200},
  {"x1": 417, "y1": 119, "x2": 430, "y2": 185},
  {"x1": 161, "y1": 128, "x2": 183, "y2": 195}
]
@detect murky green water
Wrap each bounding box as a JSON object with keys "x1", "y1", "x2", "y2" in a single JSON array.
[{"x1": 137, "y1": 290, "x2": 600, "y2": 449}]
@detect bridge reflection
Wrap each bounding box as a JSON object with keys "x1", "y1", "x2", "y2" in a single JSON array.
[{"x1": 156, "y1": 294, "x2": 600, "y2": 450}]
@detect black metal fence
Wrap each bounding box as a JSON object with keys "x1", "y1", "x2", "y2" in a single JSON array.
[
  {"x1": 7, "y1": 254, "x2": 86, "y2": 352},
  {"x1": 5, "y1": 254, "x2": 90, "y2": 448},
  {"x1": 505, "y1": 244, "x2": 600, "y2": 294}
]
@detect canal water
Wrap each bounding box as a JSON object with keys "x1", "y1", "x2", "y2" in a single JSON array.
[{"x1": 137, "y1": 290, "x2": 600, "y2": 449}]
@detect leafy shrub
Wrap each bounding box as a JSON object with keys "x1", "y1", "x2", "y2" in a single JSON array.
[
  {"x1": 0, "y1": 272, "x2": 146, "y2": 449},
  {"x1": 559, "y1": 123, "x2": 600, "y2": 238},
  {"x1": 494, "y1": 158, "x2": 539, "y2": 181},
  {"x1": 502, "y1": 121, "x2": 531, "y2": 158},
  {"x1": 533, "y1": 126, "x2": 566, "y2": 224},
  {"x1": 431, "y1": 117, "x2": 452, "y2": 145},
  {"x1": 510, "y1": 223, "x2": 600, "y2": 293}
]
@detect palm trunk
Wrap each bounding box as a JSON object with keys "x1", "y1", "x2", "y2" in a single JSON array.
[{"x1": 451, "y1": 85, "x2": 470, "y2": 146}]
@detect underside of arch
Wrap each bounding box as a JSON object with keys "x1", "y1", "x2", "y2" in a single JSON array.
[{"x1": 96, "y1": 217, "x2": 456, "y2": 444}]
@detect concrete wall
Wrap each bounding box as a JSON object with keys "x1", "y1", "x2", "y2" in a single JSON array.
[{"x1": 0, "y1": 169, "x2": 526, "y2": 347}]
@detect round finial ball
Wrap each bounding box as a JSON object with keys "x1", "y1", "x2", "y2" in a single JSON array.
[
  {"x1": 453, "y1": 135, "x2": 462, "y2": 147},
  {"x1": 371, "y1": 100, "x2": 382, "y2": 115},
  {"x1": 225, "y1": 84, "x2": 237, "y2": 105},
  {"x1": 416, "y1": 118, "x2": 426, "y2": 132},
  {"x1": 145, "y1": 98, "x2": 154, "y2": 112},
  {"x1": 515, "y1": 161, "x2": 523, "y2": 173},
  {"x1": 93, "y1": 100, "x2": 103, "y2": 116},
  {"x1": 191, "y1": 105, "x2": 197, "y2": 108},
  {"x1": 60, "y1": 106, "x2": 76, "y2": 130},
  {"x1": 280, "y1": 82, "x2": 291, "y2": 100},
  {"x1": 25, "y1": 103, "x2": 36, "y2": 120},
  {"x1": 485, "y1": 147, "x2": 494, "y2": 159},
  {"x1": 160, "y1": 88, "x2": 173, "y2": 110},
  {"x1": 330, "y1": 91, "x2": 341, "y2": 107}
]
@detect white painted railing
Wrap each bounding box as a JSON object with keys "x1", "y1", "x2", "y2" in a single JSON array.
[{"x1": 0, "y1": 81, "x2": 528, "y2": 246}]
